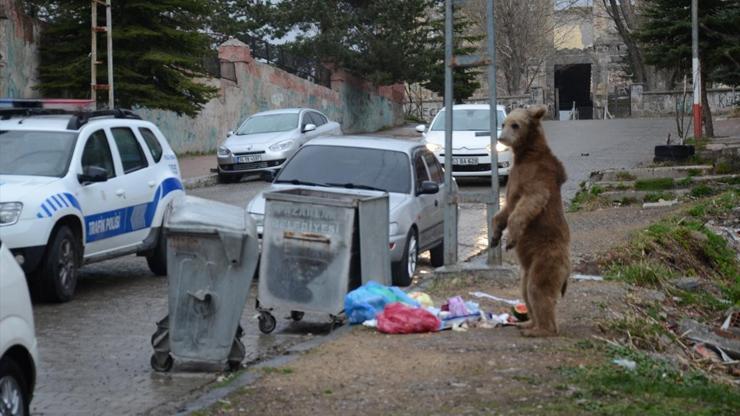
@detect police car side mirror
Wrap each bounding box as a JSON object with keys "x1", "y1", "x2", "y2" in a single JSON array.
[
  {"x1": 418, "y1": 180, "x2": 439, "y2": 195},
  {"x1": 78, "y1": 166, "x2": 108, "y2": 184}
]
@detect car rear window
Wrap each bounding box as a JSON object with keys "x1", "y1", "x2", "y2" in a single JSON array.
[
  {"x1": 139, "y1": 128, "x2": 163, "y2": 162},
  {"x1": 276, "y1": 145, "x2": 411, "y2": 194}
]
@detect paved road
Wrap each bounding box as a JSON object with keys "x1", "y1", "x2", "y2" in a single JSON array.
[{"x1": 30, "y1": 118, "x2": 675, "y2": 415}]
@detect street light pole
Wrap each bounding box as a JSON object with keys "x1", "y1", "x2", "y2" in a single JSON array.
[{"x1": 691, "y1": 0, "x2": 702, "y2": 139}]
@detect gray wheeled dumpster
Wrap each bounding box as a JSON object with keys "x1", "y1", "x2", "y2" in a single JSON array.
[
  {"x1": 150, "y1": 196, "x2": 259, "y2": 372},
  {"x1": 256, "y1": 188, "x2": 390, "y2": 333}
]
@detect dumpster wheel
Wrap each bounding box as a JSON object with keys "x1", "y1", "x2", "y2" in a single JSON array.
[
  {"x1": 258, "y1": 312, "x2": 277, "y2": 334},
  {"x1": 150, "y1": 353, "x2": 173, "y2": 372}
]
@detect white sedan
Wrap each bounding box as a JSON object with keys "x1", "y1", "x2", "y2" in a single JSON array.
[
  {"x1": 418, "y1": 104, "x2": 512, "y2": 182},
  {"x1": 217, "y1": 108, "x2": 342, "y2": 183},
  {"x1": 247, "y1": 137, "x2": 448, "y2": 286}
]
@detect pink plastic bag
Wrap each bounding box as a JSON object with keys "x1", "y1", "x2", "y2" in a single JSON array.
[{"x1": 376, "y1": 303, "x2": 441, "y2": 334}]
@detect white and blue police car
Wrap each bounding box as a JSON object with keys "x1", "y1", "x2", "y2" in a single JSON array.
[{"x1": 0, "y1": 104, "x2": 185, "y2": 302}]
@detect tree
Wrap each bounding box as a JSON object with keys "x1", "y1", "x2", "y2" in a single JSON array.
[
  {"x1": 422, "y1": 6, "x2": 482, "y2": 102},
  {"x1": 637, "y1": 0, "x2": 740, "y2": 137},
  {"x1": 462, "y1": 0, "x2": 582, "y2": 96},
  {"x1": 25, "y1": 0, "x2": 217, "y2": 116},
  {"x1": 600, "y1": 0, "x2": 650, "y2": 87},
  {"x1": 238, "y1": 0, "x2": 438, "y2": 86}
]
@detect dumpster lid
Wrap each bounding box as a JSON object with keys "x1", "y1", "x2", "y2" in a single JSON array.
[
  {"x1": 166, "y1": 195, "x2": 247, "y2": 233},
  {"x1": 264, "y1": 188, "x2": 387, "y2": 208}
]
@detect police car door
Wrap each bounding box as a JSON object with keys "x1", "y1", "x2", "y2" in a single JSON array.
[{"x1": 77, "y1": 129, "x2": 129, "y2": 255}]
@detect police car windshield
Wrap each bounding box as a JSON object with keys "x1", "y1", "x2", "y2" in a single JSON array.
[
  {"x1": 0, "y1": 130, "x2": 77, "y2": 177},
  {"x1": 236, "y1": 114, "x2": 299, "y2": 135}
]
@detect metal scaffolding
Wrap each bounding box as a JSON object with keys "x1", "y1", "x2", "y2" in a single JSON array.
[{"x1": 91, "y1": 0, "x2": 114, "y2": 109}]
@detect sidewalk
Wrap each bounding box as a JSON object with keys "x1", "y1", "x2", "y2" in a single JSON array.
[{"x1": 179, "y1": 153, "x2": 219, "y2": 188}]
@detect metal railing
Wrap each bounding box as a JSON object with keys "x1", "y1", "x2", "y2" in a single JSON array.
[{"x1": 237, "y1": 35, "x2": 332, "y2": 88}]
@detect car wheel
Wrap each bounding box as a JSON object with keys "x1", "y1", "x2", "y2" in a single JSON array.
[
  {"x1": 0, "y1": 357, "x2": 30, "y2": 416},
  {"x1": 31, "y1": 225, "x2": 80, "y2": 303},
  {"x1": 218, "y1": 171, "x2": 241, "y2": 184},
  {"x1": 392, "y1": 228, "x2": 418, "y2": 287},
  {"x1": 146, "y1": 231, "x2": 167, "y2": 276},
  {"x1": 429, "y1": 239, "x2": 444, "y2": 268}
]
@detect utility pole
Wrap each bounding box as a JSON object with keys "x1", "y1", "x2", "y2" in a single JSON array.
[
  {"x1": 691, "y1": 0, "x2": 701, "y2": 138},
  {"x1": 91, "y1": 0, "x2": 114, "y2": 109},
  {"x1": 443, "y1": 0, "x2": 458, "y2": 265},
  {"x1": 485, "y1": 0, "x2": 501, "y2": 266}
]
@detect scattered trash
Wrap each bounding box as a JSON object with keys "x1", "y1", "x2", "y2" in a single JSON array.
[
  {"x1": 572, "y1": 274, "x2": 604, "y2": 281},
  {"x1": 376, "y1": 303, "x2": 441, "y2": 334},
  {"x1": 408, "y1": 292, "x2": 434, "y2": 308},
  {"x1": 447, "y1": 296, "x2": 469, "y2": 317},
  {"x1": 469, "y1": 291, "x2": 520, "y2": 306},
  {"x1": 344, "y1": 281, "x2": 419, "y2": 324},
  {"x1": 693, "y1": 343, "x2": 721, "y2": 362},
  {"x1": 642, "y1": 199, "x2": 678, "y2": 209},
  {"x1": 362, "y1": 319, "x2": 377, "y2": 328},
  {"x1": 679, "y1": 318, "x2": 740, "y2": 360},
  {"x1": 612, "y1": 358, "x2": 637, "y2": 371},
  {"x1": 511, "y1": 303, "x2": 528, "y2": 321},
  {"x1": 451, "y1": 322, "x2": 468, "y2": 332}
]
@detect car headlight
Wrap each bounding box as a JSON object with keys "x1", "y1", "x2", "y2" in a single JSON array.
[
  {"x1": 425, "y1": 143, "x2": 442, "y2": 153},
  {"x1": 0, "y1": 202, "x2": 23, "y2": 226},
  {"x1": 218, "y1": 146, "x2": 232, "y2": 157},
  {"x1": 389, "y1": 222, "x2": 400, "y2": 236},
  {"x1": 486, "y1": 142, "x2": 509, "y2": 152},
  {"x1": 269, "y1": 140, "x2": 294, "y2": 152}
]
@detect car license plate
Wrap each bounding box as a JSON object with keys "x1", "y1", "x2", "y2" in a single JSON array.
[
  {"x1": 236, "y1": 154, "x2": 262, "y2": 163},
  {"x1": 452, "y1": 157, "x2": 478, "y2": 165}
]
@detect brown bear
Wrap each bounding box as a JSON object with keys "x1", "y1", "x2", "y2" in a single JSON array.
[{"x1": 491, "y1": 105, "x2": 570, "y2": 337}]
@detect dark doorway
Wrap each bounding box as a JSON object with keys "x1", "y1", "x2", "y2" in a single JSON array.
[{"x1": 555, "y1": 64, "x2": 593, "y2": 120}]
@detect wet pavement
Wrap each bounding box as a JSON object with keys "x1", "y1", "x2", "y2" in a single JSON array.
[{"x1": 30, "y1": 118, "x2": 678, "y2": 414}]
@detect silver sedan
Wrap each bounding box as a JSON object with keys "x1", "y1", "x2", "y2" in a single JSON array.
[
  {"x1": 247, "y1": 136, "x2": 449, "y2": 286},
  {"x1": 217, "y1": 108, "x2": 342, "y2": 183}
]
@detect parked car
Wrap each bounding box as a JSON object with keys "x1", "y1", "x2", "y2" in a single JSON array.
[
  {"x1": 0, "y1": 106, "x2": 185, "y2": 302},
  {"x1": 217, "y1": 108, "x2": 342, "y2": 183},
  {"x1": 247, "y1": 136, "x2": 448, "y2": 286},
  {"x1": 418, "y1": 104, "x2": 512, "y2": 182},
  {"x1": 0, "y1": 239, "x2": 38, "y2": 416}
]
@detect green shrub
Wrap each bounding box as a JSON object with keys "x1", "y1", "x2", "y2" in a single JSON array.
[{"x1": 635, "y1": 177, "x2": 674, "y2": 191}]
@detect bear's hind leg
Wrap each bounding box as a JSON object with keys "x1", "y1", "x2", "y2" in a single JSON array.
[{"x1": 516, "y1": 267, "x2": 535, "y2": 329}]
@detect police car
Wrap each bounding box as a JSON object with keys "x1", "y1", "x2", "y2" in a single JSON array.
[{"x1": 0, "y1": 102, "x2": 184, "y2": 302}]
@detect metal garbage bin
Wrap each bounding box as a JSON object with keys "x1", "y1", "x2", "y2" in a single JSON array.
[
  {"x1": 150, "y1": 196, "x2": 259, "y2": 372},
  {"x1": 256, "y1": 188, "x2": 390, "y2": 333}
]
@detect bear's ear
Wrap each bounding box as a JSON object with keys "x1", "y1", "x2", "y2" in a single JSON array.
[{"x1": 527, "y1": 105, "x2": 547, "y2": 120}]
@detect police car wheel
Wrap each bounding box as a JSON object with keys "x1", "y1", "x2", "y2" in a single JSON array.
[
  {"x1": 146, "y1": 232, "x2": 167, "y2": 276},
  {"x1": 32, "y1": 225, "x2": 80, "y2": 303}
]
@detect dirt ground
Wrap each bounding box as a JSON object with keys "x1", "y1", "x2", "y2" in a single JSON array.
[{"x1": 197, "y1": 201, "x2": 734, "y2": 415}]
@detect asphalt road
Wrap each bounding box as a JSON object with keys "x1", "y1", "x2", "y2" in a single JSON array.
[{"x1": 30, "y1": 118, "x2": 676, "y2": 415}]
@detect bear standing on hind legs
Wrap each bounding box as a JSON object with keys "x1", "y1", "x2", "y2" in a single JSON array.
[{"x1": 491, "y1": 105, "x2": 570, "y2": 337}]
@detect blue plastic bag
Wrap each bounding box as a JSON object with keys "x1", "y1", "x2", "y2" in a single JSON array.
[{"x1": 344, "y1": 281, "x2": 419, "y2": 324}]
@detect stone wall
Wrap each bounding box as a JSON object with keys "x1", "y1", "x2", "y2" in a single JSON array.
[
  {"x1": 0, "y1": 0, "x2": 41, "y2": 98},
  {"x1": 138, "y1": 40, "x2": 404, "y2": 153},
  {"x1": 631, "y1": 85, "x2": 739, "y2": 118}
]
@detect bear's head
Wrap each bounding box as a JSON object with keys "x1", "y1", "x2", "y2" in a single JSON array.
[{"x1": 498, "y1": 105, "x2": 547, "y2": 150}]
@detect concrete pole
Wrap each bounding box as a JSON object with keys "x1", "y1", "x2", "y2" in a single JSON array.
[
  {"x1": 486, "y1": 0, "x2": 502, "y2": 266},
  {"x1": 443, "y1": 0, "x2": 458, "y2": 265},
  {"x1": 106, "y1": 0, "x2": 114, "y2": 109},
  {"x1": 691, "y1": 0, "x2": 702, "y2": 138}
]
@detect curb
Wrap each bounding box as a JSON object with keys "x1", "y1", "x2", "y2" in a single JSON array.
[{"x1": 183, "y1": 174, "x2": 219, "y2": 190}]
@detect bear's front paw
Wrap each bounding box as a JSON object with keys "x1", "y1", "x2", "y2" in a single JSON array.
[
  {"x1": 506, "y1": 226, "x2": 522, "y2": 250},
  {"x1": 490, "y1": 230, "x2": 502, "y2": 247}
]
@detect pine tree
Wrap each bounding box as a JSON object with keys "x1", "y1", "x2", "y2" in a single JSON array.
[
  {"x1": 637, "y1": 0, "x2": 740, "y2": 137},
  {"x1": 422, "y1": 6, "x2": 482, "y2": 103},
  {"x1": 28, "y1": 0, "x2": 217, "y2": 116}
]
